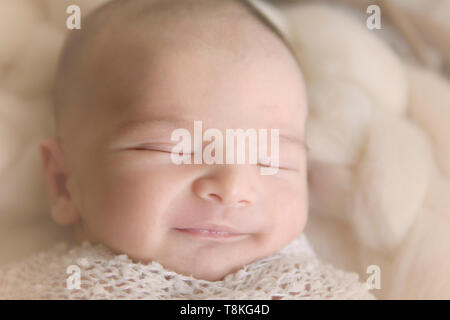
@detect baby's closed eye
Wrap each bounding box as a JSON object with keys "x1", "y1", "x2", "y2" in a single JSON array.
[{"x1": 128, "y1": 143, "x2": 194, "y2": 155}]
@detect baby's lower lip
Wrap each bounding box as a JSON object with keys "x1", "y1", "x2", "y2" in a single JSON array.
[{"x1": 174, "y1": 228, "x2": 247, "y2": 240}]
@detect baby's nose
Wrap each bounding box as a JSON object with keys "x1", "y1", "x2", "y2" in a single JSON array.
[{"x1": 192, "y1": 165, "x2": 257, "y2": 207}]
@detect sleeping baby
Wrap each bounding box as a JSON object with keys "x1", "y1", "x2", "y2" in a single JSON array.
[{"x1": 0, "y1": 0, "x2": 374, "y2": 299}]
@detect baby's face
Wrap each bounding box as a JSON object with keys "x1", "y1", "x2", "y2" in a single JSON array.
[{"x1": 54, "y1": 23, "x2": 308, "y2": 281}]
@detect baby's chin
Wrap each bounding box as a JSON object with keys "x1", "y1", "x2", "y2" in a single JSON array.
[{"x1": 136, "y1": 254, "x2": 251, "y2": 282}]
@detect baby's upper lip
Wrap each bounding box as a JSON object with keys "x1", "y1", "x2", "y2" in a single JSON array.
[{"x1": 174, "y1": 223, "x2": 245, "y2": 234}]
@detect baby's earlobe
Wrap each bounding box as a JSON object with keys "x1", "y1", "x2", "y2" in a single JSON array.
[{"x1": 51, "y1": 198, "x2": 79, "y2": 226}]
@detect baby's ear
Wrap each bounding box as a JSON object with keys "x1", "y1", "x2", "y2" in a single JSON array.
[{"x1": 39, "y1": 138, "x2": 79, "y2": 226}]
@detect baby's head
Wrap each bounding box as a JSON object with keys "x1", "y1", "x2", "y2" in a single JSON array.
[{"x1": 40, "y1": 0, "x2": 308, "y2": 281}]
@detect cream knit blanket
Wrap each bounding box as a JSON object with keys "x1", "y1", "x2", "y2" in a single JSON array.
[{"x1": 0, "y1": 234, "x2": 374, "y2": 299}]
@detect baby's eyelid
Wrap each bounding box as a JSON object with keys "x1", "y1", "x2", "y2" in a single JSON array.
[
  {"x1": 130, "y1": 144, "x2": 194, "y2": 155},
  {"x1": 129, "y1": 142, "x2": 174, "y2": 150},
  {"x1": 256, "y1": 162, "x2": 292, "y2": 171},
  {"x1": 124, "y1": 145, "x2": 299, "y2": 170}
]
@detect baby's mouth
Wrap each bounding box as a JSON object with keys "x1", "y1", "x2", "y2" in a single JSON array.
[{"x1": 173, "y1": 225, "x2": 249, "y2": 241}]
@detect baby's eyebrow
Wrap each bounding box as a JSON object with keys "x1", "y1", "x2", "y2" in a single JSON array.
[{"x1": 112, "y1": 117, "x2": 194, "y2": 138}]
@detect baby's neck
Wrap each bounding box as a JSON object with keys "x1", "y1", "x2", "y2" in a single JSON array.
[{"x1": 73, "y1": 220, "x2": 94, "y2": 245}]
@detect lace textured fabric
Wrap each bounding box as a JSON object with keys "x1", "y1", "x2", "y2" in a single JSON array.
[{"x1": 0, "y1": 234, "x2": 375, "y2": 299}]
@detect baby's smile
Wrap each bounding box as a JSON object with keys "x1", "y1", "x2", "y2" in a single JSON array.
[{"x1": 173, "y1": 224, "x2": 251, "y2": 242}]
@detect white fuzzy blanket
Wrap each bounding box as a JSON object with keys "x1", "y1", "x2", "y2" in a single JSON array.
[{"x1": 0, "y1": 234, "x2": 374, "y2": 300}]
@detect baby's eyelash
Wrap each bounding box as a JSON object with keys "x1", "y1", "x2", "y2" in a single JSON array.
[
  {"x1": 125, "y1": 147, "x2": 297, "y2": 171},
  {"x1": 130, "y1": 147, "x2": 194, "y2": 156},
  {"x1": 256, "y1": 162, "x2": 292, "y2": 171}
]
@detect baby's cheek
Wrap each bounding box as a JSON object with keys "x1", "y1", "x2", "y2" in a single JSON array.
[
  {"x1": 271, "y1": 179, "x2": 308, "y2": 237},
  {"x1": 79, "y1": 163, "x2": 165, "y2": 244}
]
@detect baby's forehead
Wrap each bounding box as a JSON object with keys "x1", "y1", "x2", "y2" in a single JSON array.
[
  {"x1": 83, "y1": 3, "x2": 296, "y2": 97},
  {"x1": 55, "y1": 0, "x2": 306, "y2": 141},
  {"x1": 88, "y1": 1, "x2": 284, "y2": 60}
]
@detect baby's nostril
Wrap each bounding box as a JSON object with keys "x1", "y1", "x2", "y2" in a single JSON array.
[
  {"x1": 237, "y1": 200, "x2": 249, "y2": 207},
  {"x1": 207, "y1": 193, "x2": 222, "y2": 202}
]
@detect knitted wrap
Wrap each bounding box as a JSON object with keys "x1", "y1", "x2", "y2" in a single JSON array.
[{"x1": 0, "y1": 234, "x2": 375, "y2": 299}]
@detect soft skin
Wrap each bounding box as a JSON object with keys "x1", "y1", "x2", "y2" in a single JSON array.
[{"x1": 40, "y1": 0, "x2": 309, "y2": 281}]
